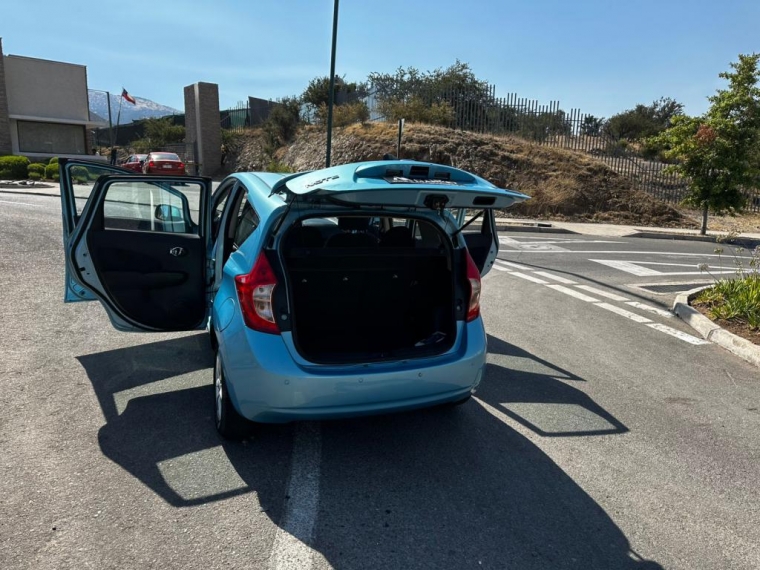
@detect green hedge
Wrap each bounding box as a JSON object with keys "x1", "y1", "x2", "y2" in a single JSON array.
[
  {"x1": 48, "y1": 157, "x2": 59, "y2": 165},
  {"x1": 0, "y1": 156, "x2": 31, "y2": 179},
  {"x1": 28, "y1": 163, "x2": 47, "y2": 177},
  {"x1": 45, "y1": 163, "x2": 60, "y2": 181}
]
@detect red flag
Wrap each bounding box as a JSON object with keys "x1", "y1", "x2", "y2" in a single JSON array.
[{"x1": 121, "y1": 88, "x2": 136, "y2": 105}]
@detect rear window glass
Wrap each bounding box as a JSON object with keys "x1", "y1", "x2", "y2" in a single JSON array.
[{"x1": 151, "y1": 153, "x2": 180, "y2": 161}]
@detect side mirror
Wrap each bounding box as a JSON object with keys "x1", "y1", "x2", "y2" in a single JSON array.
[{"x1": 155, "y1": 204, "x2": 182, "y2": 221}]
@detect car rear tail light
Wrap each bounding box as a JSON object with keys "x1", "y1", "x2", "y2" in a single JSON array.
[
  {"x1": 465, "y1": 250, "x2": 481, "y2": 322},
  {"x1": 149, "y1": 161, "x2": 155, "y2": 168},
  {"x1": 235, "y1": 252, "x2": 280, "y2": 334}
]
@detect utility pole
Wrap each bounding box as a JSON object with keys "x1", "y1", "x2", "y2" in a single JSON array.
[{"x1": 325, "y1": 0, "x2": 339, "y2": 168}]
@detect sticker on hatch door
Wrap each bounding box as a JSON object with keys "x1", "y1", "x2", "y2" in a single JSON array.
[{"x1": 383, "y1": 176, "x2": 459, "y2": 185}]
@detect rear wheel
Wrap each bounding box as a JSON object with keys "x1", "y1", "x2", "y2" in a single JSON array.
[{"x1": 214, "y1": 351, "x2": 250, "y2": 439}]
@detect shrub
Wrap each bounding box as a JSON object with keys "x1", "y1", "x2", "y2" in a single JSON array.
[
  {"x1": 28, "y1": 172, "x2": 42, "y2": 181},
  {"x1": 48, "y1": 157, "x2": 59, "y2": 165},
  {"x1": 28, "y1": 163, "x2": 47, "y2": 177},
  {"x1": 0, "y1": 155, "x2": 31, "y2": 179},
  {"x1": 377, "y1": 97, "x2": 455, "y2": 127},
  {"x1": 71, "y1": 166, "x2": 89, "y2": 179},
  {"x1": 315, "y1": 101, "x2": 370, "y2": 128},
  {"x1": 262, "y1": 96, "x2": 302, "y2": 152},
  {"x1": 46, "y1": 163, "x2": 60, "y2": 181}
]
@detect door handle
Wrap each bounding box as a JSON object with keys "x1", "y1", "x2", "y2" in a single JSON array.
[{"x1": 169, "y1": 247, "x2": 187, "y2": 257}]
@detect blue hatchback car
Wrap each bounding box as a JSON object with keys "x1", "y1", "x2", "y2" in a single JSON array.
[{"x1": 60, "y1": 159, "x2": 528, "y2": 437}]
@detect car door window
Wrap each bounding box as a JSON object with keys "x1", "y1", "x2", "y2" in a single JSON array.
[
  {"x1": 65, "y1": 162, "x2": 130, "y2": 217},
  {"x1": 211, "y1": 183, "x2": 233, "y2": 242},
  {"x1": 233, "y1": 199, "x2": 259, "y2": 249},
  {"x1": 102, "y1": 180, "x2": 201, "y2": 234}
]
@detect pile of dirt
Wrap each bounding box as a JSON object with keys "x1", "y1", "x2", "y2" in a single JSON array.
[{"x1": 226, "y1": 123, "x2": 695, "y2": 228}]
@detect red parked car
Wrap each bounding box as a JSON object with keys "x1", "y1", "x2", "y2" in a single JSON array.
[
  {"x1": 121, "y1": 154, "x2": 148, "y2": 172},
  {"x1": 142, "y1": 152, "x2": 186, "y2": 175}
]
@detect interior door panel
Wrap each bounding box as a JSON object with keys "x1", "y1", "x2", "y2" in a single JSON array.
[{"x1": 86, "y1": 230, "x2": 206, "y2": 330}]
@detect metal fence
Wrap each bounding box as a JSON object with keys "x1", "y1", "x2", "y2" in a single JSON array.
[{"x1": 366, "y1": 84, "x2": 760, "y2": 212}]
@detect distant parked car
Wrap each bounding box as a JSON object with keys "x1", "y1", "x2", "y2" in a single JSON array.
[
  {"x1": 143, "y1": 152, "x2": 186, "y2": 175},
  {"x1": 122, "y1": 154, "x2": 148, "y2": 172}
]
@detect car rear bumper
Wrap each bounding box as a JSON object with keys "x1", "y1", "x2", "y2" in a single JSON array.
[{"x1": 218, "y1": 319, "x2": 487, "y2": 423}]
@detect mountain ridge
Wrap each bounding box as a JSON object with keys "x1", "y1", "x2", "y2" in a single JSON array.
[{"x1": 88, "y1": 91, "x2": 181, "y2": 125}]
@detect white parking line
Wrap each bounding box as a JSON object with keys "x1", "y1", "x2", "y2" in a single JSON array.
[
  {"x1": 495, "y1": 259, "x2": 533, "y2": 271},
  {"x1": 511, "y1": 272, "x2": 549, "y2": 284},
  {"x1": 490, "y1": 265, "x2": 511, "y2": 272},
  {"x1": 646, "y1": 323, "x2": 710, "y2": 345},
  {"x1": 575, "y1": 285, "x2": 629, "y2": 302},
  {"x1": 268, "y1": 422, "x2": 322, "y2": 570},
  {"x1": 595, "y1": 303, "x2": 652, "y2": 323},
  {"x1": 0, "y1": 199, "x2": 43, "y2": 207},
  {"x1": 625, "y1": 302, "x2": 673, "y2": 318},
  {"x1": 546, "y1": 284, "x2": 600, "y2": 302},
  {"x1": 533, "y1": 271, "x2": 576, "y2": 284}
]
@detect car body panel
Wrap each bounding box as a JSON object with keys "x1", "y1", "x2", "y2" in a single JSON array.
[{"x1": 271, "y1": 160, "x2": 529, "y2": 209}]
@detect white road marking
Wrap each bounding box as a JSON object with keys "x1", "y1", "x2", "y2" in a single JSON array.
[
  {"x1": 575, "y1": 285, "x2": 630, "y2": 302},
  {"x1": 625, "y1": 302, "x2": 674, "y2": 318},
  {"x1": 268, "y1": 422, "x2": 322, "y2": 570},
  {"x1": 533, "y1": 271, "x2": 576, "y2": 284},
  {"x1": 0, "y1": 199, "x2": 43, "y2": 207},
  {"x1": 490, "y1": 265, "x2": 511, "y2": 272},
  {"x1": 595, "y1": 303, "x2": 652, "y2": 323},
  {"x1": 511, "y1": 272, "x2": 549, "y2": 284},
  {"x1": 646, "y1": 323, "x2": 710, "y2": 345},
  {"x1": 589, "y1": 259, "x2": 662, "y2": 276},
  {"x1": 546, "y1": 284, "x2": 600, "y2": 302},
  {"x1": 505, "y1": 251, "x2": 752, "y2": 257},
  {"x1": 495, "y1": 259, "x2": 533, "y2": 271}
]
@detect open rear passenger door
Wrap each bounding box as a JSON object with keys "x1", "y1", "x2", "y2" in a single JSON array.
[
  {"x1": 59, "y1": 159, "x2": 213, "y2": 332},
  {"x1": 454, "y1": 208, "x2": 500, "y2": 277}
]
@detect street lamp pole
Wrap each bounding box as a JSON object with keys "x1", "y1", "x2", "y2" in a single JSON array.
[{"x1": 325, "y1": 0, "x2": 339, "y2": 168}]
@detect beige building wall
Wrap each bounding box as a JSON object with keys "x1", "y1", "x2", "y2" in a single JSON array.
[{"x1": 4, "y1": 55, "x2": 89, "y2": 122}]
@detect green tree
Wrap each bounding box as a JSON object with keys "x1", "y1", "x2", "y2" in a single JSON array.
[
  {"x1": 262, "y1": 96, "x2": 302, "y2": 153},
  {"x1": 369, "y1": 61, "x2": 494, "y2": 131},
  {"x1": 651, "y1": 54, "x2": 760, "y2": 234},
  {"x1": 606, "y1": 97, "x2": 684, "y2": 140},
  {"x1": 302, "y1": 76, "x2": 368, "y2": 123},
  {"x1": 580, "y1": 115, "x2": 604, "y2": 136}
]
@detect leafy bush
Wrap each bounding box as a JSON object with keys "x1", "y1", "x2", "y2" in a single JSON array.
[
  {"x1": 262, "y1": 96, "x2": 302, "y2": 152},
  {"x1": 377, "y1": 97, "x2": 455, "y2": 127},
  {"x1": 28, "y1": 163, "x2": 47, "y2": 177},
  {"x1": 315, "y1": 101, "x2": 370, "y2": 127},
  {"x1": 697, "y1": 246, "x2": 760, "y2": 330},
  {"x1": 46, "y1": 163, "x2": 60, "y2": 181},
  {"x1": 0, "y1": 155, "x2": 31, "y2": 179},
  {"x1": 28, "y1": 172, "x2": 42, "y2": 181},
  {"x1": 48, "y1": 157, "x2": 59, "y2": 165},
  {"x1": 266, "y1": 160, "x2": 292, "y2": 173}
]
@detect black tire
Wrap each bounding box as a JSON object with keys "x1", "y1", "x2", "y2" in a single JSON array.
[{"x1": 214, "y1": 351, "x2": 250, "y2": 439}]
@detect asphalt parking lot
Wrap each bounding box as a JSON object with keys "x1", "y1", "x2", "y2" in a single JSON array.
[{"x1": 1, "y1": 193, "x2": 758, "y2": 570}]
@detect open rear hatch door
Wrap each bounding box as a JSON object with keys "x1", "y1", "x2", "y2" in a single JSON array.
[{"x1": 271, "y1": 160, "x2": 529, "y2": 209}]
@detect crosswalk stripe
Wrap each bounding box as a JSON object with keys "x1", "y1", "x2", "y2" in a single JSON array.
[
  {"x1": 533, "y1": 271, "x2": 576, "y2": 284},
  {"x1": 545, "y1": 284, "x2": 600, "y2": 302},
  {"x1": 625, "y1": 301, "x2": 673, "y2": 318},
  {"x1": 595, "y1": 303, "x2": 652, "y2": 323},
  {"x1": 646, "y1": 323, "x2": 710, "y2": 345},
  {"x1": 495, "y1": 259, "x2": 533, "y2": 271},
  {"x1": 510, "y1": 272, "x2": 549, "y2": 284},
  {"x1": 576, "y1": 285, "x2": 630, "y2": 302}
]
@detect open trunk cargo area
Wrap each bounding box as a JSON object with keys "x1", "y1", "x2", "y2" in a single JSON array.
[{"x1": 279, "y1": 219, "x2": 460, "y2": 364}]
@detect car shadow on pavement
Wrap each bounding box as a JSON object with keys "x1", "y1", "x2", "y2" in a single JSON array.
[
  {"x1": 485, "y1": 334, "x2": 628, "y2": 437},
  {"x1": 311, "y1": 338, "x2": 655, "y2": 570},
  {"x1": 76, "y1": 333, "x2": 293, "y2": 514},
  {"x1": 77, "y1": 333, "x2": 660, "y2": 569}
]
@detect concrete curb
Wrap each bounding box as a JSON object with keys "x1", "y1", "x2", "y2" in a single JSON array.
[
  {"x1": 0, "y1": 189, "x2": 60, "y2": 198},
  {"x1": 631, "y1": 231, "x2": 760, "y2": 248},
  {"x1": 672, "y1": 286, "x2": 760, "y2": 368}
]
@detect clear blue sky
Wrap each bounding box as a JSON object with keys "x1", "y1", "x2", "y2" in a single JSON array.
[{"x1": 3, "y1": 0, "x2": 758, "y2": 118}]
